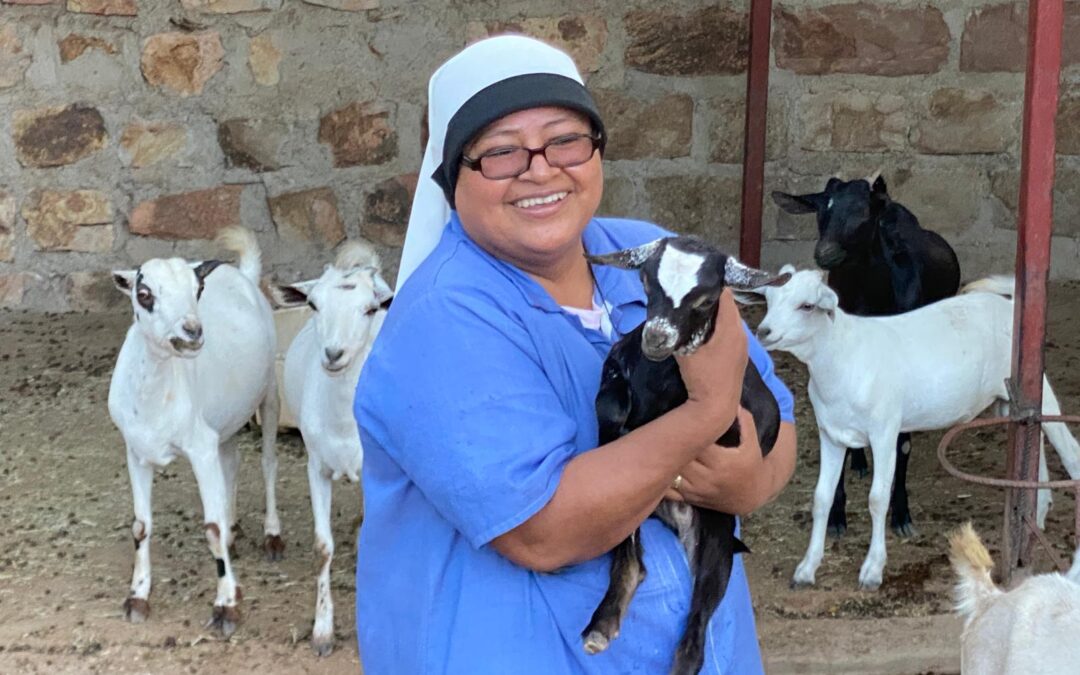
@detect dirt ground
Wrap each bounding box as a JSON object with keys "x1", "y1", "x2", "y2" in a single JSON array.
[{"x1": 2, "y1": 281, "x2": 1079, "y2": 674}]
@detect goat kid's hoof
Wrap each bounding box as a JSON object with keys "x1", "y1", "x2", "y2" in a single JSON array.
[
  {"x1": 582, "y1": 630, "x2": 612, "y2": 655},
  {"x1": 789, "y1": 578, "x2": 816, "y2": 590},
  {"x1": 858, "y1": 578, "x2": 882, "y2": 592},
  {"x1": 311, "y1": 636, "x2": 334, "y2": 657},
  {"x1": 263, "y1": 534, "x2": 285, "y2": 562},
  {"x1": 827, "y1": 523, "x2": 847, "y2": 538},
  {"x1": 206, "y1": 605, "x2": 240, "y2": 638},
  {"x1": 892, "y1": 522, "x2": 918, "y2": 538},
  {"x1": 123, "y1": 597, "x2": 150, "y2": 623}
]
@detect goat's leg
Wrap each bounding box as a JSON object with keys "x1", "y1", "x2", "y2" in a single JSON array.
[
  {"x1": 582, "y1": 531, "x2": 645, "y2": 655},
  {"x1": 859, "y1": 425, "x2": 900, "y2": 590},
  {"x1": 793, "y1": 432, "x2": 846, "y2": 587},
  {"x1": 849, "y1": 448, "x2": 869, "y2": 478},
  {"x1": 124, "y1": 444, "x2": 154, "y2": 623},
  {"x1": 308, "y1": 454, "x2": 336, "y2": 657},
  {"x1": 827, "y1": 459, "x2": 849, "y2": 538},
  {"x1": 220, "y1": 439, "x2": 240, "y2": 555},
  {"x1": 889, "y1": 433, "x2": 915, "y2": 537},
  {"x1": 259, "y1": 382, "x2": 285, "y2": 562},
  {"x1": 189, "y1": 440, "x2": 242, "y2": 638},
  {"x1": 670, "y1": 510, "x2": 738, "y2": 675},
  {"x1": 1041, "y1": 376, "x2": 1080, "y2": 478}
]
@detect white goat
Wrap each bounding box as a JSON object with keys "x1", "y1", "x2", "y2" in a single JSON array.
[
  {"x1": 747, "y1": 269, "x2": 1080, "y2": 590},
  {"x1": 950, "y1": 522, "x2": 1080, "y2": 673},
  {"x1": 108, "y1": 227, "x2": 282, "y2": 637},
  {"x1": 272, "y1": 240, "x2": 391, "y2": 656}
]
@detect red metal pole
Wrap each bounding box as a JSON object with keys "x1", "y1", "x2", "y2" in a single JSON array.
[
  {"x1": 738, "y1": 0, "x2": 772, "y2": 267},
  {"x1": 1002, "y1": 0, "x2": 1063, "y2": 586}
]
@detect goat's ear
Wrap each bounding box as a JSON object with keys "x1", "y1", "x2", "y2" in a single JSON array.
[
  {"x1": 191, "y1": 259, "x2": 223, "y2": 283},
  {"x1": 779, "y1": 263, "x2": 797, "y2": 277},
  {"x1": 370, "y1": 271, "x2": 393, "y2": 305},
  {"x1": 771, "y1": 191, "x2": 821, "y2": 215},
  {"x1": 585, "y1": 238, "x2": 663, "y2": 270},
  {"x1": 112, "y1": 270, "x2": 136, "y2": 294},
  {"x1": 270, "y1": 284, "x2": 310, "y2": 308},
  {"x1": 723, "y1": 257, "x2": 789, "y2": 291},
  {"x1": 817, "y1": 285, "x2": 839, "y2": 314},
  {"x1": 871, "y1": 174, "x2": 888, "y2": 196}
]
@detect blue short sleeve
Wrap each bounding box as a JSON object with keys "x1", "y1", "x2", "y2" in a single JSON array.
[
  {"x1": 744, "y1": 324, "x2": 795, "y2": 423},
  {"x1": 358, "y1": 289, "x2": 578, "y2": 549}
]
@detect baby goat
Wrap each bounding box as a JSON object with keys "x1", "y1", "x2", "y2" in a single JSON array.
[
  {"x1": 108, "y1": 227, "x2": 281, "y2": 637},
  {"x1": 748, "y1": 270, "x2": 1080, "y2": 590},
  {"x1": 950, "y1": 522, "x2": 1080, "y2": 674},
  {"x1": 584, "y1": 236, "x2": 786, "y2": 675},
  {"x1": 272, "y1": 241, "x2": 392, "y2": 656}
]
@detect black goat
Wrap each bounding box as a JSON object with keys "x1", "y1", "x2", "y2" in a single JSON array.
[
  {"x1": 772, "y1": 174, "x2": 960, "y2": 537},
  {"x1": 582, "y1": 236, "x2": 786, "y2": 675}
]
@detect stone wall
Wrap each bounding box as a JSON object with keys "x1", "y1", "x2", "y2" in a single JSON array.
[{"x1": 1, "y1": 0, "x2": 1078, "y2": 311}]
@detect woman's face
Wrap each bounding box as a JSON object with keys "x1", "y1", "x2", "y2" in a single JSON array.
[{"x1": 454, "y1": 106, "x2": 603, "y2": 274}]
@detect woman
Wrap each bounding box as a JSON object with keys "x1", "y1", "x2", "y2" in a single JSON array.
[{"x1": 354, "y1": 35, "x2": 797, "y2": 674}]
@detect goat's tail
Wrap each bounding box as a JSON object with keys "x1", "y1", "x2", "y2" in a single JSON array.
[
  {"x1": 960, "y1": 274, "x2": 1014, "y2": 299},
  {"x1": 949, "y1": 522, "x2": 1002, "y2": 624},
  {"x1": 216, "y1": 226, "x2": 262, "y2": 285},
  {"x1": 335, "y1": 238, "x2": 380, "y2": 272}
]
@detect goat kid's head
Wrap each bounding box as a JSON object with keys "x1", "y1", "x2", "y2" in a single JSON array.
[
  {"x1": 587, "y1": 236, "x2": 788, "y2": 361},
  {"x1": 112, "y1": 258, "x2": 222, "y2": 358},
  {"x1": 750, "y1": 267, "x2": 838, "y2": 352},
  {"x1": 273, "y1": 241, "x2": 392, "y2": 375},
  {"x1": 772, "y1": 173, "x2": 890, "y2": 270}
]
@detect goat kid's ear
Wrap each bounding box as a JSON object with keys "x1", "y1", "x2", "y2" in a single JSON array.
[
  {"x1": 723, "y1": 257, "x2": 790, "y2": 291},
  {"x1": 771, "y1": 191, "x2": 822, "y2": 215},
  {"x1": 370, "y1": 271, "x2": 393, "y2": 305},
  {"x1": 112, "y1": 270, "x2": 137, "y2": 295},
  {"x1": 871, "y1": 174, "x2": 888, "y2": 196},
  {"x1": 817, "y1": 285, "x2": 839, "y2": 317},
  {"x1": 585, "y1": 238, "x2": 663, "y2": 270},
  {"x1": 270, "y1": 284, "x2": 310, "y2": 308},
  {"x1": 191, "y1": 259, "x2": 224, "y2": 283},
  {"x1": 779, "y1": 263, "x2": 797, "y2": 277},
  {"x1": 732, "y1": 289, "x2": 767, "y2": 306}
]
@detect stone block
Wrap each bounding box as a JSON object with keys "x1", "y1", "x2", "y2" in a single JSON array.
[
  {"x1": 67, "y1": 0, "x2": 137, "y2": 15},
  {"x1": 22, "y1": 189, "x2": 113, "y2": 252},
  {"x1": 592, "y1": 90, "x2": 692, "y2": 160},
  {"x1": 141, "y1": 32, "x2": 224, "y2": 97},
  {"x1": 0, "y1": 23, "x2": 30, "y2": 89},
  {"x1": 961, "y1": 3, "x2": 1080, "y2": 72},
  {"x1": 248, "y1": 33, "x2": 280, "y2": 86},
  {"x1": 129, "y1": 186, "x2": 243, "y2": 240},
  {"x1": 0, "y1": 192, "x2": 14, "y2": 261},
  {"x1": 67, "y1": 271, "x2": 127, "y2": 311},
  {"x1": 13, "y1": 104, "x2": 107, "y2": 168},
  {"x1": 799, "y1": 91, "x2": 908, "y2": 152},
  {"x1": 302, "y1": 0, "x2": 379, "y2": 10},
  {"x1": 644, "y1": 175, "x2": 741, "y2": 246},
  {"x1": 890, "y1": 169, "x2": 982, "y2": 234},
  {"x1": 318, "y1": 102, "x2": 397, "y2": 167},
  {"x1": 218, "y1": 118, "x2": 286, "y2": 172},
  {"x1": 119, "y1": 121, "x2": 187, "y2": 168},
  {"x1": 363, "y1": 174, "x2": 416, "y2": 247},
  {"x1": 708, "y1": 97, "x2": 787, "y2": 163},
  {"x1": 180, "y1": 0, "x2": 282, "y2": 12},
  {"x1": 268, "y1": 188, "x2": 346, "y2": 247},
  {"x1": 0, "y1": 273, "x2": 30, "y2": 308},
  {"x1": 912, "y1": 88, "x2": 1017, "y2": 154},
  {"x1": 465, "y1": 16, "x2": 607, "y2": 73},
  {"x1": 625, "y1": 8, "x2": 747, "y2": 76},
  {"x1": 58, "y1": 34, "x2": 118, "y2": 64}
]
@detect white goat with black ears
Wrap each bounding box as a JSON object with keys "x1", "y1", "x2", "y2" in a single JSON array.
[
  {"x1": 272, "y1": 240, "x2": 392, "y2": 656},
  {"x1": 742, "y1": 268, "x2": 1080, "y2": 590},
  {"x1": 108, "y1": 226, "x2": 282, "y2": 637}
]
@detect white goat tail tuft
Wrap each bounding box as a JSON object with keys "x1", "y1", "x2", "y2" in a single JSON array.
[
  {"x1": 335, "y1": 238, "x2": 380, "y2": 272},
  {"x1": 949, "y1": 522, "x2": 1002, "y2": 624},
  {"x1": 217, "y1": 226, "x2": 262, "y2": 284},
  {"x1": 960, "y1": 274, "x2": 1014, "y2": 299}
]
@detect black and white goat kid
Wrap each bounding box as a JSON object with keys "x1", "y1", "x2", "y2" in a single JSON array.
[{"x1": 583, "y1": 236, "x2": 787, "y2": 675}]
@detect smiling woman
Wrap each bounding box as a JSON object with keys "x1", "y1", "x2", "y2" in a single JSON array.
[{"x1": 352, "y1": 35, "x2": 797, "y2": 675}]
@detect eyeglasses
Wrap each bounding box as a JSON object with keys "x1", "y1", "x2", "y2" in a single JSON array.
[{"x1": 461, "y1": 132, "x2": 602, "y2": 180}]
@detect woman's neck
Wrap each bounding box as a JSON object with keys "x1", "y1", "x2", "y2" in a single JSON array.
[{"x1": 520, "y1": 245, "x2": 595, "y2": 309}]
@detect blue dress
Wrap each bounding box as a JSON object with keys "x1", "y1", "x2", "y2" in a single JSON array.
[{"x1": 355, "y1": 214, "x2": 795, "y2": 674}]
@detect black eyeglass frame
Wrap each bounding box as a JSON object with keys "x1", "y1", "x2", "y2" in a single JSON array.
[{"x1": 460, "y1": 132, "x2": 604, "y2": 180}]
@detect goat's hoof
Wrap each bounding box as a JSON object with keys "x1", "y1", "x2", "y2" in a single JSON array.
[
  {"x1": 263, "y1": 534, "x2": 285, "y2": 562},
  {"x1": 858, "y1": 579, "x2": 882, "y2": 592},
  {"x1": 207, "y1": 605, "x2": 240, "y2": 638},
  {"x1": 582, "y1": 630, "x2": 611, "y2": 655},
  {"x1": 827, "y1": 523, "x2": 847, "y2": 538},
  {"x1": 123, "y1": 597, "x2": 150, "y2": 623},
  {"x1": 311, "y1": 635, "x2": 334, "y2": 657},
  {"x1": 892, "y1": 522, "x2": 917, "y2": 538},
  {"x1": 789, "y1": 578, "x2": 815, "y2": 590}
]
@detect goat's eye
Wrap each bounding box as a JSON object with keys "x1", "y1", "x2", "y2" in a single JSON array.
[
  {"x1": 798, "y1": 302, "x2": 816, "y2": 312},
  {"x1": 135, "y1": 286, "x2": 153, "y2": 308},
  {"x1": 307, "y1": 300, "x2": 318, "y2": 312},
  {"x1": 692, "y1": 295, "x2": 712, "y2": 309}
]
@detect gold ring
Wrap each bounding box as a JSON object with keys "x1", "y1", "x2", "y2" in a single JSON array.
[{"x1": 672, "y1": 474, "x2": 683, "y2": 491}]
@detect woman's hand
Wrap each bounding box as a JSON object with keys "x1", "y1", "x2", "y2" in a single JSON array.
[
  {"x1": 665, "y1": 411, "x2": 797, "y2": 515},
  {"x1": 674, "y1": 289, "x2": 748, "y2": 437}
]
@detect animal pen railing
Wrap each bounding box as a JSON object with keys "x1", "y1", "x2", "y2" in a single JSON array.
[{"x1": 736, "y1": 0, "x2": 1078, "y2": 584}]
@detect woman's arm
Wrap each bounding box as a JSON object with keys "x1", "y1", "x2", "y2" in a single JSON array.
[
  {"x1": 491, "y1": 291, "x2": 749, "y2": 572},
  {"x1": 663, "y1": 417, "x2": 797, "y2": 515}
]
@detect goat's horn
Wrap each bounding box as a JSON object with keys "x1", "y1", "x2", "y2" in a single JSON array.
[{"x1": 585, "y1": 239, "x2": 663, "y2": 270}]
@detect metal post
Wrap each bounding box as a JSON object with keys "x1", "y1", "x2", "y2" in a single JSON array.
[
  {"x1": 738, "y1": 0, "x2": 772, "y2": 267},
  {"x1": 1001, "y1": 0, "x2": 1063, "y2": 586}
]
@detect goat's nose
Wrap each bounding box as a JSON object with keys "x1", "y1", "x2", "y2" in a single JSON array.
[
  {"x1": 757, "y1": 326, "x2": 771, "y2": 341},
  {"x1": 325, "y1": 348, "x2": 345, "y2": 364},
  {"x1": 182, "y1": 321, "x2": 203, "y2": 340}
]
